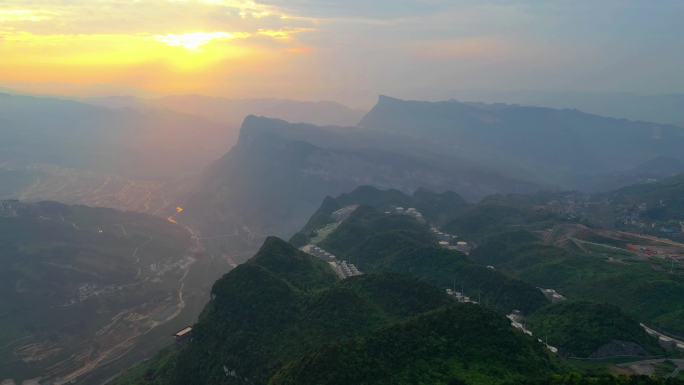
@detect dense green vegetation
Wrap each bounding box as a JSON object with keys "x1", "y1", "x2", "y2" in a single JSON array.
[
  {"x1": 470, "y1": 228, "x2": 684, "y2": 335},
  {"x1": 527, "y1": 302, "x2": 663, "y2": 358},
  {"x1": 116, "y1": 177, "x2": 684, "y2": 384},
  {"x1": 271, "y1": 305, "x2": 558, "y2": 385},
  {"x1": 319, "y1": 205, "x2": 549, "y2": 313},
  {"x1": 519, "y1": 375, "x2": 684, "y2": 385},
  {"x1": 292, "y1": 185, "x2": 470, "y2": 246},
  {"x1": 116, "y1": 237, "x2": 487, "y2": 385},
  {"x1": 442, "y1": 201, "x2": 563, "y2": 241},
  {"x1": 604, "y1": 174, "x2": 684, "y2": 222}
]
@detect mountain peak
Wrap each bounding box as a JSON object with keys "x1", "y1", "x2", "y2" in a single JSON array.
[
  {"x1": 254, "y1": 236, "x2": 297, "y2": 258},
  {"x1": 247, "y1": 236, "x2": 338, "y2": 291},
  {"x1": 376, "y1": 94, "x2": 404, "y2": 104},
  {"x1": 236, "y1": 115, "x2": 290, "y2": 147}
]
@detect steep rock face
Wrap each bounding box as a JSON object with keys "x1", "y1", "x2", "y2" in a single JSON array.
[
  {"x1": 360, "y1": 96, "x2": 684, "y2": 189},
  {"x1": 179, "y1": 116, "x2": 537, "y2": 257}
]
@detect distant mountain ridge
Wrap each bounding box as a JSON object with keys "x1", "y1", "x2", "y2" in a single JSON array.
[
  {"x1": 177, "y1": 94, "x2": 684, "y2": 256},
  {"x1": 360, "y1": 95, "x2": 684, "y2": 190},
  {"x1": 150, "y1": 95, "x2": 366, "y2": 127},
  {"x1": 85, "y1": 94, "x2": 366, "y2": 128},
  {"x1": 0, "y1": 92, "x2": 232, "y2": 178},
  {"x1": 454, "y1": 91, "x2": 684, "y2": 126}
]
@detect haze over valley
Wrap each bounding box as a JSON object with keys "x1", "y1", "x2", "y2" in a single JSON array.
[{"x1": 1, "y1": 1, "x2": 684, "y2": 384}]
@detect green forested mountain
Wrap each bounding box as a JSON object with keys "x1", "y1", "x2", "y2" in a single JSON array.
[
  {"x1": 271, "y1": 305, "x2": 557, "y2": 385},
  {"x1": 527, "y1": 302, "x2": 663, "y2": 358},
  {"x1": 115, "y1": 177, "x2": 684, "y2": 384},
  {"x1": 467, "y1": 224, "x2": 684, "y2": 336},
  {"x1": 294, "y1": 185, "x2": 684, "y2": 355},
  {"x1": 316, "y1": 204, "x2": 548, "y2": 314},
  {"x1": 114, "y1": 237, "x2": 560, "y2": 385},
  {"x1": 295, "y1": 185, "x2": 469, "y2": 240},
  {"x1": 596, "y1": 174, "x2": 684, "y2": 228}
]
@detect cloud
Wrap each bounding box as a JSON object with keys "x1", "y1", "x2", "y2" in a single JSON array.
[
  {"x1": 0, "y1": 8, "x2": 54, "y2": 22},
  {"x1": 255, "y1": 0, "x2": 453, "y2": 19},
  {"x1": 0, "y1": 0, "x2": 314, "y2": 35},
  {"x1": 1, "y1": 0, "x2": 683, "y2": 103}
]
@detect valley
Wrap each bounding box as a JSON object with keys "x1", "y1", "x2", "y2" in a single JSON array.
[
  {"x1": 2, "y1": 93, "x2": 684, "y2": 385},
  {"x1": 3, "y1": 2, "x2": 684, "y2": 383},
  {"x1": 0, "y1": 165, "x2": 175, "y2": 216},
  {"x1": 0, "y1": 201, "x2": 221, "y2": 385}
]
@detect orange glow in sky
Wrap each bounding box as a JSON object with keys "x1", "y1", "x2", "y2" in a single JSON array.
[
  {"x1": 3, "y1": 1, "x2": 681, "y2": 103},
  {"x1": 0, "y1": 1, "x2": 315, "y2": 96}
]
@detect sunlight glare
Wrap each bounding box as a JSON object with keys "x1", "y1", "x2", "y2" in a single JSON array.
[{"x1": 155, "y1": 32, "x2": 248, "y2": 51}]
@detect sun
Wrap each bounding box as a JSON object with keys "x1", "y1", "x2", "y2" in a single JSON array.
[{"x1": 155, "y1": 32, "x2": 249, "y2": 51}]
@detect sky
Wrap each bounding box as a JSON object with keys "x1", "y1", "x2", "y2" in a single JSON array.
[{"x1": 1, "y1": 0, "x2": 683, "y2": 106}]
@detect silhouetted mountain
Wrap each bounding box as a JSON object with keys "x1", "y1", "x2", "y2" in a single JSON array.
[
  {"x1": 360, "y1": 96, "x2": 684, "y2": 190},
  {"x1": 149, "y1": 95, "x2": 366, "y2": 127},
  {"x1": 457, "y1": 91, "x2": 684, "y2": 126},
  {"x1": 178, "y1": 116, "x2": 538, "y2": 257}
]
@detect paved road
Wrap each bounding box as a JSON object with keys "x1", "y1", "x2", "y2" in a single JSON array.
[{"x1": 641, "y1": 323, "x2": 684, "y2": 350}]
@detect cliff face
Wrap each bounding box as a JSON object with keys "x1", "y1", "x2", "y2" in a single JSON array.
[{"x1": 179, "y1": 115, "x2": 537, "y2": 257}]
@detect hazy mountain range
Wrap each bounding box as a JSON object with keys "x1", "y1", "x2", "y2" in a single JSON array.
[
  {"x1": 449, "y1": 91, "x2": 684, "y2": 127},
  {"x1": 3, "y1": 91, "x2": 684, "y2": 256},
  {"x1": 175, "y1": 96, "x2": 684, "y2": 257},
  {"x1": 177, "y1": 115, "x2": 537, "y2": 257},
  {"x1": 3, "y1": 89, "x2": 684, "y2": 384},
  {"x1": 0, "y1": 93, "x2": 232, "y2": 178},
  {"x1": 0, "y1": 93, "x2": 366, "y2": 214},
  {"x1": 86, "y1": 94, "x2": 366, "y2": 128},
  {"x1": 361, "y1": 96, "x2": 684, "y2": 189}
]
